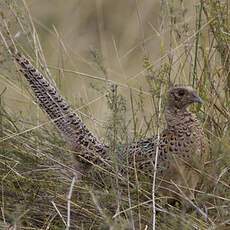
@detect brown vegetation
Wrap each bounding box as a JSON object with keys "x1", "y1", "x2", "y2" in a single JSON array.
[{"x1": 0, "y1": 0, "x2": 229, "y2": 229}]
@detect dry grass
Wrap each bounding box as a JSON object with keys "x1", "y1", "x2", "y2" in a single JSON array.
[{"x1": 0, "y1": 0, "x2": 229, "y2": 229}]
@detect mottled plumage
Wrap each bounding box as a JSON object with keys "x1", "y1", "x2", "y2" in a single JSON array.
[
  {"x1": 122, "y1": 86, "x2": 208, "y2": 202},
  {"x1": 14, "y1": 53, "x2": 208, "y2": 203},
  {"x1": 14, "y1": 53, "x2": 108, "y2": 164}
]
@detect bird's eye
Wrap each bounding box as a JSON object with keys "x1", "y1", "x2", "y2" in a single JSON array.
[{"x1": 177, "y1": 89, "x2": 185, "y2": 96}]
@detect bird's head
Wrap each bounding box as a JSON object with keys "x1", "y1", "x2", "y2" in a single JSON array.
[{"x1": 167, "y1": 86, "x2": 203, "y2": 110}]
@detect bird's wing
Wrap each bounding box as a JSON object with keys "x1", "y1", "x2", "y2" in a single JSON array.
[
  {"x1": 119, "y1": 137, "x2": 157, "y2": 173},
  {"x1": 14, "y1": 53, "x2": 108, "y2": 162}
]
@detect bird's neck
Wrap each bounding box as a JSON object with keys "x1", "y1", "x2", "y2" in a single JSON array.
[{"x1": 165, "y1": 106, "x2": 197, "y2": 129}]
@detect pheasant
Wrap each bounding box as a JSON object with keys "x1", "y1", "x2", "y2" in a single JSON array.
[
  {"x1": 14, "y1": 53, "x2": 208, "y2": 204},
  {"x1": 122, "y1": 86, "x2": 208, "y2": 203}
]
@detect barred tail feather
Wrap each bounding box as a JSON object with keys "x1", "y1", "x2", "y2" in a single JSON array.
[{"x1": 14, "y1": 53, "x2": 108, "y2": 162}]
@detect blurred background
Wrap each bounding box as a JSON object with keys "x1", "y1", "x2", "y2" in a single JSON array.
[
  {"x1": 0, "y1": 0, "x2": 229, "y2": 143},
  {"x1": 0, "y1": 1, "x2": 229, "y2": 228},
  {"x1": 0, "y1": 0, "x2": 199, "y2": 136}
]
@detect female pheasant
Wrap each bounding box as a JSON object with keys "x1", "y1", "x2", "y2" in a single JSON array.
[
  {"x1": 14, "y1": 53, "x2": 208, "y2": 204},
  {"x1": 124, "y1": 86, "x2": 208, "y2": 203}
]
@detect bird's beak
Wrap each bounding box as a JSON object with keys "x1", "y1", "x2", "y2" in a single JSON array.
[{"x1": 191, "y1": 92, "x2": 203, "y2": 104}]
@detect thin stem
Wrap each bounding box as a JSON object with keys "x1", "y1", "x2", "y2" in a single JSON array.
[{"x1": 152, "y1": 84, "x2": 163, "y2": 230}]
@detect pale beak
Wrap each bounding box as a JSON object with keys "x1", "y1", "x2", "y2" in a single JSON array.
[{"x1": 192, "y1": 92, "x2": 203, "y2": 104}]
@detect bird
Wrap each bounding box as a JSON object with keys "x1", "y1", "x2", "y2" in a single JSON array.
[
  {"x1": 122, "y1": 86, "x2": 209, "y2": 205},
  {"x1": 14, "y1": 53, "x2": 208, "y2": 206}
]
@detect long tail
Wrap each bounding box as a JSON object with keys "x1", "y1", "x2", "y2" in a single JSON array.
[{"x1": 14, "y1": 53, "x2": 108, "y2": 163}]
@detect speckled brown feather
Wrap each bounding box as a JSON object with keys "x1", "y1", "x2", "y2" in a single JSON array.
[
  {"x1": 14, "y1": 53, "x2": 108, "y2": 164},
  {"x1": 122, "y1": 87, "x2": 208, "y2": 201},
  {"x1": 14, "y1": 54, "x2": 208, "y2": 203}
]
